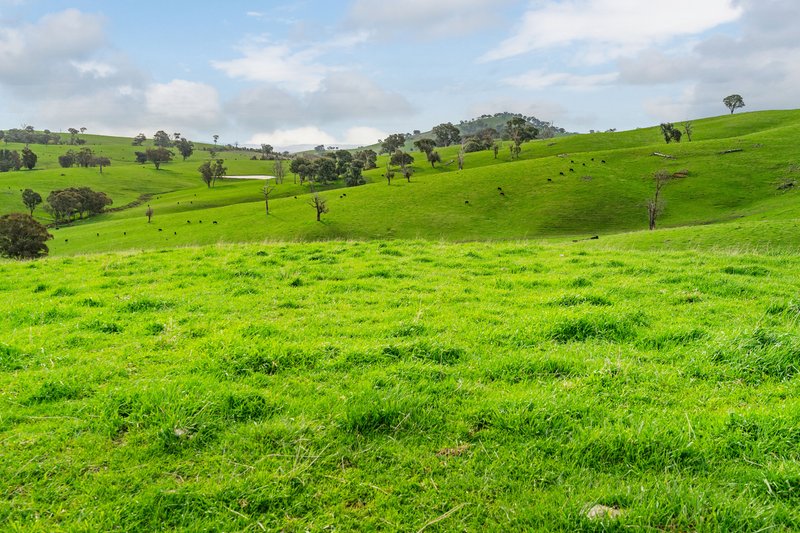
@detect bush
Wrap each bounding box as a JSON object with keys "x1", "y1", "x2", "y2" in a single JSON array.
[{"x1": 0, "y1": 213, "x2": 53, "y2": 259}]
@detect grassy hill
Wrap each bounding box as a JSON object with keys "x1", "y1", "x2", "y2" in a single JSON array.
[{"x1": 1, "y1": 109, "x2": 796, "y2": 256}]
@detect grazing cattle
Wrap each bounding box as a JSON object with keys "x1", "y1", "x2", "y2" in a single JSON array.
[
  {"x1": 198, "y1": 220, "x2": 202, "y2": 223},
  {"x1": 123, "y1": 232, "x2": 127, "y2": 236},
  {"x1": 500, "y1": 191, "x2": 505, "y2": 196},
  {"x1": 158, "y1": 228, "x2": 162, "y2": 232},
  {"x1": 497, "y1": 187, "x2": 502, "y2": 190},
  {"x1": 65, "y1": 239, "x2": 68, "y2": 243},
  {"x1": 569, "y1": 168, "x2": 574, "y2": 172},
  {"x1": 187, "y1": 220, "x2": 191, "y2": 224},
  {"x1": 570, "y1": 160, "x2": 574, "y2": 163},
  {"x1": 559, "y1": 171, "x2": 564, "y2": 176},
  {"x1": 174, "y1": 232, "x2": 177, "y2": 235},
  {"x1": 591, "y1": 158, "x2": 595, "y2": 161},
  {"x1": 601, "y1": 160, "x2": 606, "y2": 163},
  {"x1": 96, "y1": 233, "x2": 99, "y2": 237},
  {"x1": 547, "y1": 178, "x2": 552, "y2": 182},
  {"x1": 213, "y1": 221, "x2": 218, "y2": 225},
  {"x1": 343, "y1": 193, "x2": 347, "y2": 197},
  {"x1": 465, "y1": 200, "x2": 469, "y2": 204}
]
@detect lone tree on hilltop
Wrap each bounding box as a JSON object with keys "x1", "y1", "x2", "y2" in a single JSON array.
[
  {"x1": 153, "y1": 130, "x2": 173, "y2": 147},
  {"x1": 505, "y1": 117, "x2": 537, "y2": 159},
  {"x1": 21, "y1": 189, "x2": 42, "y2": 215},
  {"x1": 647, "y1": 169, "x2": 675, "y2": 230},
  {"x1": 308, "y1": 193, "x2": 329, "y2": 221},
  {"x1": 0, "y1": 213, "x2": 53, "y2": 259},
  {"x1": 723, "y1": 94, "x2": 745, "y2": 114}
]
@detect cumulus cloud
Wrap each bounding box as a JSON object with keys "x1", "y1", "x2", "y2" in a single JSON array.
[
  {"x1": 618, "y1": 0, "x2": 800, "y2": 120},
  {"x1": 0, "y1": 9, "x2": 107, "y2": 86},
  {"x1": 211, "y1": 32, "x2": 369, "y2": 93},
  {"x1": 248, "y1": 126, "x2": 336, "y2": 147},
  {"x1": 503, "y1": 70, "x2": 618, "y2": 91},
  {"x1": 480, "y1": 0, "x2": 743, "y2": 63},
  {"x1": 146, "y1": 80, "x2": 222, "y2": 127}
]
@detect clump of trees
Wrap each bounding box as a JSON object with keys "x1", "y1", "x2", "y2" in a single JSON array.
[
  {"x1": 0, "y1": 213, "x2": 53, "y2": 259},
  {"x1": 432, "y1": 122, "x2": 461, "y2": 147},
  {"x1": 0, "y1": 126, "x2": 61, "y2": 145},
  {"x1": 462, "y1": 128, "x2": 498, "y2": 153},
  {"x1": 505, "y1": 117, "x2": 538, "y2": 159},
  {"x1": 198, "y1": 159, "x2": 227, "y2": 187},
  {"x1": 353, "y1": 149, "x2": 377, "y2": 169},
  {"x1": 45, "y1": 187, "x2": 113, "y2": 224},
  {"x1": 659, "y1": 123, "x2": 683, "y2": 144},
  {"x1": 381, "y1": 133, "x2": 407, "y2": 154},
  {"x1": 723, "y1": 94, "x2": 745, "y2": 114},
  {"x1": 0, "y1": 149, "x2": 22, "y2": 172},
  {"x1": 58, "y1": 148, "x2": 111, "y2": 170},
  {"x1": 145, "y1": 147, "x2": 173, "y2": 169}
]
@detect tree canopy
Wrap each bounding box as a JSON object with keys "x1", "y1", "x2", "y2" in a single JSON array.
[
  {"x1": 723, "y1": 94, "x2": 745, "y2": 114},
  {"x1": 0, "y1": 213, "x2": 52, "y2": 259}
]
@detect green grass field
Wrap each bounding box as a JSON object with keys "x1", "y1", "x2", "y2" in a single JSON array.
[
  {"x1": 2, "y1": 241, "x2": 799, "y2": 530},
  {"x1": 2, "y1": 111, "x2": 800, "y2": 530}
]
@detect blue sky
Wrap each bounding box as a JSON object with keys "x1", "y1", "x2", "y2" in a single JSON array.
[{"x1": 0, "y1": 0, "x2": 797, "y2": 149}]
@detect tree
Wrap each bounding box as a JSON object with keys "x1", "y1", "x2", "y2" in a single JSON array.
[
  {"x1": 21, "y1": 189, "x2": 42, "y2": 215},
  {"x1": 354, "y1": 149, "x2": 377, "y2": 169},
  {"x1": 273, "y1": 157, "x2": 285, "y2": 184},
  {"x1": 345, "y1": 160, "x2": 366, "y2": 186},
  {"x1": 198, "y1": 159, "x2": 226, "y2": 187},
  {"x1": 46, "y1": 189, "x2": 82, "y2": 223},
  {"x1": 723, "y1": 94, "x2": 745, "y2": 114},
  {"x1": 67, "y1": 127, "x2": 79, "y2": 144},
  {"x1": 134, "y1": 151, "x2": 148, "y2": 164},
  {"x1": 458, "y1": 147, "x2": 465, "y2": 170},
  {"x1": 0, "y1": 149, "x2": 21, "y2": 172},
  {"x1": 132, "y1": 133, "x2": 146, "y2": 146},
  {"x1": 432, "y1": 122, "x2": 461, "y2": 147},
  {"x1": 427, "y1": 151, "x2": 441, "y2": 168},
  {"x1": 381, "y1": 133, "x2": 406, "y2": 154},
  {"x1": 505, "y1": 117, "x2": 538, "y2": 159},
  {"x1": 175, "y1": 138, "x2": 194, "y2": 161},
  {"x1": 0, "y1": 213, "x2": 52, "y2": 259},
  {"x1": 308, "y1": 193, "x2": 328, "y2": 221},
  {"x1": 262, "y1": 184, "x2": 275, "y2": 215},
  {"x1": 145, "y1": 205, "x2": 154, "y2": 223},
  {"x1": 384, "y1": 164, "x2": 395, "y2": 186},
  {"x1": 683, "y1": 121, "x2": 693, "y2": 142},
  {"x1": 213, "y1": 134, "x2": 219, "y2": 146},
  {"x1": 58, "y1": 151, "x2": 76, "y2": 168},
  {"x1": 20, "y1": 147, "x2": 37, "y2": 170},
  {"x1": 75, "y1": 147, "x2": 95, "y2": 167},
  {"x1": 94, "y1": 156, "x2": 111, "y2": 174},
  {"x1": 659, "y1": 123, "x2": 676, "y2": 144},
  {"x1": 413, "y1": 138, "x2": 436, "y2": 155},
  {"x1": 333, "y1": 150, "x2": 353, "y2": 177},
  {"x1": 493, "y1": 143, "x2": 500, "y2": 159},
  {"x1": 313, "y1": 157, "x2": 337, "y2": 184},
  {"x1": 647, "y1": 169, "x2": 675, "y2": 230},
  {"x1": 261, "y1": 144, "x2": 274, "y2": 158},
  {"x1": 671, "y1": 128, "x2": 682, "y2": 143},
  {"x1": 146, "y1": 147, "x2": 173, "y2": 169},
  {"x1": 390, "y1": 150, "x2": 414, "y2": 167},
  {"x1": 153, "y1": 130, "x2": 173, "y2": 147},
  {"x1": 290, "y1": 156, "x2": 314, "y2": 184}
]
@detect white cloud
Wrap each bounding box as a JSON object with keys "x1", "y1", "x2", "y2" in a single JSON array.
[
  {"x1": 480, "y1": 0, "x2": 743, "y2": 62},
  {"x1": 211, "y1": 32, "x2": 369, "y2": 93},
  {"x1": 342, "y1": 126, "x2": 387, "y2": 145},
  {"x1": 348, "y1": 0, "x2": 507, "y2": 38},
  {"x1": 503, "y1": 70, "x2": 618, "y2": 91},
  {"x1": 145, "y1": 80, "x2": 222, "y2": 125},
  {"x1": 0, "y1": 9, "x2": 107, "y2": 84},
  {"x1": 71, "y1": 60, "x2": 117, "y2": 79},
  {"x1": 248, "y1": 126, "x2": 336, "y2": 147}
]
